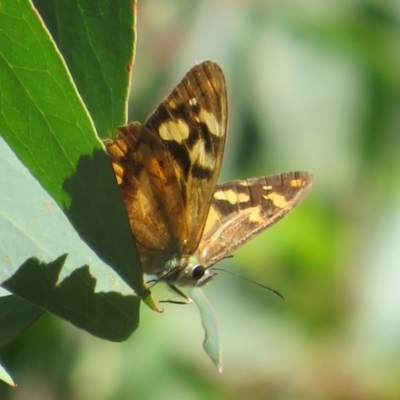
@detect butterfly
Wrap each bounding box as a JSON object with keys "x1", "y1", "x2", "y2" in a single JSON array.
[{"x1": 104, "y1": 61, "x2": 313, "y2": 301}]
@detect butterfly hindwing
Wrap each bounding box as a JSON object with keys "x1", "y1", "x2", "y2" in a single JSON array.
[
  {"x1": 198, "y1": 171, "x2": 313, "y2": 267},
  {"x1": 104, "y1": 122, "x2": 186, "y2": 274}
]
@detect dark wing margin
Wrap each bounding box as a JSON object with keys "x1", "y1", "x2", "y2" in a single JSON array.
[{"x1": 198, "y1": 171, "x2": 314, "y2": 267}]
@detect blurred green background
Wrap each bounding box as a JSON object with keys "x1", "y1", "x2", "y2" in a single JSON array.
[{"x1": 2, "y1": 0, "x2": 400, "y2": 399}]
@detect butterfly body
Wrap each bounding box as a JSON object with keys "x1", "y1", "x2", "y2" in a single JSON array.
[{"x1": 104, "y1": 61, "x2": 313, "y2": 296}]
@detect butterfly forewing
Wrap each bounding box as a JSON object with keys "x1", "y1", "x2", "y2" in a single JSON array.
[
  {"x1": 144, "y1": 61, "x2": 227, "y2": 253},
  {"x1": 198, "y1": 171, "x2": 313, "y2": 267},
  {"x1": 104, "y1": 61, "x2": 227, "y2": 275}
]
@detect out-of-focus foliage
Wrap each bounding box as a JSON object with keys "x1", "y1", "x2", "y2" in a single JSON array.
[{"x1": 1, "y1": 0, "x2": 400, "y2": 399}]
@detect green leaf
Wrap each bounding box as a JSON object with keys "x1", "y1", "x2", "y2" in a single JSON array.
[
  {"x1": 0, "y1": 361, "x2": 16, "y2": 387},
  {"x1": 0, "y1": 0, "x2": 96, "y2": 206},
  {"x1": 3, "y1": 256, "x2": 140, "y2": 342},
  {"x1": 0, "y1": 295, "x2": 44, "y2": 350},
  {"x1": 189, "y1": 288, "x2": 222, "y2": 372},
  {"x1": 0, "y1": 136, "x2": 142, "y2": 340},
  {"x1": 33, "y1": 0, "x2": 136, "y2": 138},
  {"x1": 0, "y1": 0, "x2": 159, "y2": 340}
]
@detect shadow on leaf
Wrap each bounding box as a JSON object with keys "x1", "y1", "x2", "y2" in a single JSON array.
[
  {"x1": 0, "y1": 295, "x2": 44, "y2": 349},
  {"x1": 2, "y1": 255, "x2": 140, "y2": 342},
  {"x1": 62, "y1": 149, "x2": 145, "y2": 294},
  {"x1": 62, "y1": 147, "x2": 158, "y2": 310}
]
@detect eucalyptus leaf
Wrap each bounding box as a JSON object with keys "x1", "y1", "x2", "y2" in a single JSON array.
[
  {"x1": 0, "y1": 361, "x2": 16, "y2": 387},
  {"x1": 189, "y1": 287, "x2": 222, "y2": 372}
]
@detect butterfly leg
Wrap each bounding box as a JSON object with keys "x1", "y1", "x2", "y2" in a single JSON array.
[{"x1": 159, "y1": 284, "x2": 193, "y2": 305}]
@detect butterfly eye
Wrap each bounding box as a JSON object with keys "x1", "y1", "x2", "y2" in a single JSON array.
[{"x1": 192, "y1": 265, "x2": 206, "y2": 280}]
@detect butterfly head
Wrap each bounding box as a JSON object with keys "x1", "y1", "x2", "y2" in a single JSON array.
[{"x1": 162, "y1": 255, "x2": 217, "y2": 288}]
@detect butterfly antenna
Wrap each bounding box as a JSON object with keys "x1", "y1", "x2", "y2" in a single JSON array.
[{"x1": 212, "y1": 268, "x2": 285, "y2": 300}]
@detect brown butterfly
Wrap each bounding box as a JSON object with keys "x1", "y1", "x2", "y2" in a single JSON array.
[{"x1": 104, "y1": 61, "x2": 313, "y2": 300}]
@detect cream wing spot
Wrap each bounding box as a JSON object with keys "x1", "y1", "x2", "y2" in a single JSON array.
[
  {"x1": 158, "y1": 120, "x2": 190, "y2": 143},
  {"x1": 213, "y1": 190, "x2": 226, "y2": 201},
  {"x1": 166, "y1": 98, "x2": 178, "y2": 110},
  {"x1": 190, "y1": 139, "x2": 215, "y2": 169},
  {"x1": 198, "y1": 109, "x2": 221, "y2": 138},
  {"x1": 199, "y1": 150, "x2": 216, "y2": 170},
  {"x1": 290, "y1": 179, "x2": 305, "y2": 188},
  {"x1": 112, "y1": 164, "x2": 124, "y2": 185},
  {"x1": 237, "y1": 192, "x2": 250, "y2": 203},
  {"x1": 226, "y1": 190, "x2": 250, "y2": 205},
  {"x1": 264, "y1": 192, "x2": 288, "y2": 208},
  {"x1": 105, "y1": 140, "x2": 127, "y2": 158},
  {"x1": 248, "y1": 206, "x2": 263, "y2": 223},
  {"x1": 214, "y1": 190, "x2": 238, "y2": 205},
  {"x1": 213, "y1": 189, "x2": 250, "y2": 205},
  {"x1": 224, "y1": 190, "x2": 238, "y2": 205},
  {"x1": 188, "y1": 98, "x2": 198, "y2": 106}
]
